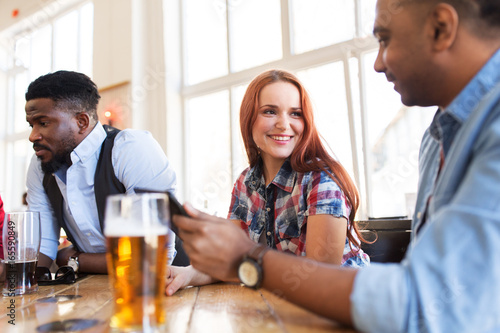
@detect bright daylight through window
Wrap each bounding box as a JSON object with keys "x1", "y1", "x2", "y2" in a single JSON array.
[
  {"x1": 0, "y1": 0, "x2": 436, "y2": 220},
  {"x1": 178, "y1": 0, "x2": 434, "y2": 219},
  {"x1": 0, "y1": 2, "x2": 94, "y2": 210}
]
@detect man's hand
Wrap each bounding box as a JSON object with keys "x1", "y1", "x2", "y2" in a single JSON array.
[
  {"x1": 173, "y1": 204, "x2": 255, "y2": 282},
  {"x1": 56, "y1": 245, "x2": 79, "y2": 267}
]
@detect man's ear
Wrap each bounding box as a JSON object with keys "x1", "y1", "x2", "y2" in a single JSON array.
[
  {"x1": 430, "y1": 3, "x2": 459, "y2": 52},
  {"x1": 75, "y1": 112, "x2": 91, "y2": 134}
]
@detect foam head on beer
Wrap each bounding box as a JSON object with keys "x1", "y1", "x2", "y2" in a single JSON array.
[
  {"x1": 104, "y1": 193, "x2": 170, "y2": 237},
  {"x1": 104, "y1": 219, "x2": 169, "y2": 237}
]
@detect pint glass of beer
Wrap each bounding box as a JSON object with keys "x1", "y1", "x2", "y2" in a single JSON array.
[
  {"x1": 104, "y1": 193, "x2": 170, "y2": 332},
  {"x1": 2, "y1": 211, "x2": 41, "y2": 296}
]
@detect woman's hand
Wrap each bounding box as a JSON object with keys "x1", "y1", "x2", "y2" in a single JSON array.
[
  {"x1": 173, "y1": 203, "x2": 255, "y2": 282},
  {"x1": 165, "y1": 265, "x2": 217, "y2": 296}
]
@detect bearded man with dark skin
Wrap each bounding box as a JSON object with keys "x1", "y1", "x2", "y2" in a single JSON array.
[{"x1": 25, "y1": 71, "x2": 178, "y2": 274}]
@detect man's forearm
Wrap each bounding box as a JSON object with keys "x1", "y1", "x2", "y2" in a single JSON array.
[
  {"x1": 78, "y1": 253, "x2": 108, "y2": 274},
  {"x1": 39, "y1": 252, "x2": 54, "y2": 268},
  {"x1": 56, "y1": 246, "x2": 108, "y2": 274},
  {"x1": 261, "y1": 250, "x2": 357, "y2": 326}
]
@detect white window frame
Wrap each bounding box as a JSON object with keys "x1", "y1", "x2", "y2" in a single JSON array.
[
  {"x1": 0, "y1": 0, "x2": 93, "y2": 210},
  {"x1": 174, "y1": 0, "x2": 381, "y2": 219}
]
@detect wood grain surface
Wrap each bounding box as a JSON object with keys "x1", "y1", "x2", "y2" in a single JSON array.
[{"x1": 0, "y1": 275, "x2": 358, "y2": 333}]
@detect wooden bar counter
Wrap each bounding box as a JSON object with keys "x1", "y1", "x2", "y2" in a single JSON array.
[{"x1": 0, "y1": 275, "x2": 357, "y2": 332}]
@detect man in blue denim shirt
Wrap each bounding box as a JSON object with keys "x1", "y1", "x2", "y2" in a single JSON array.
[{"x1": 170, "y1": 0, "x2": 500, "y2": 331}]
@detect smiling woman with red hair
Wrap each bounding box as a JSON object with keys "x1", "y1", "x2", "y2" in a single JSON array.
[
  {"x1": 233, "y1": 69, "x2": 368, "y2": 265},
  {"x1": 166, "y1": 69, "x2": 369, "y2": 294}
]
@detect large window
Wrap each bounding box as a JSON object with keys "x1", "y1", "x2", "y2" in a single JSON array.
[
  {"x1": 0, "y1": 0, "x2": 435, "y2": 219},
  {"x1": 174, "y1": 0, "x2": 435, "y2": 219},
  {"x1": 0, "y1": 1, "x2": 93, "y2": 210}
]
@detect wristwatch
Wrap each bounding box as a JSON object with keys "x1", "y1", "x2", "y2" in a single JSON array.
[
  {"x1": 68, "y1": 252, "x2": 81, "y2": 273},
  {"x1": 238, "y1": 244, "x2": 270, "y2": 289}
]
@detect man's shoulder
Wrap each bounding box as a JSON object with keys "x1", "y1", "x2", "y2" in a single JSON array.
[
  {"x1": 466, "y1": 82, "x2": 500, "y2": 135},
  {"x1": 109, "y1": 128, "x2": 169, "y2": 168},
  {"x1": 473, "y1": 89, "x2": 500, "y2": 146},
  {"x1": 113, "y1": 128, "x2": 157, "y2": 146}
]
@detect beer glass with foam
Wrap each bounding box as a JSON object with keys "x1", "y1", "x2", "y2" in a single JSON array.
[
  {"x1": 2, "y1": 211, "x2": 41, "y2": 296},
  {"x1": 104, "y1": 193, "x2": 170, "y2": 332}
]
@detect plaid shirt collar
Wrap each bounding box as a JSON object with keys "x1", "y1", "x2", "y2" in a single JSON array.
[{"x1": 246, "y1": 157, "x2": 297, "y2": 193}]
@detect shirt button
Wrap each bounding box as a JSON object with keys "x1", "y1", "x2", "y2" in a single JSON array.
[
  {"x1": 86, "y1": 233, "x2": 91, "y2": 236},
  {"x1": 266, "y1": 231, "x2": 271, "y2": 236},
  {"x1": 266, "y1": 207, "x2": 270, "y2": 212},
  {"x1": 417, "y1": 212, "x2": 422, "y2": 219},
  {"x1": 252, "y1": 181, "x2": 256, "y2": 185}
]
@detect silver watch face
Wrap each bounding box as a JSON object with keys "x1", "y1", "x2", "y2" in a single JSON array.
[
  {"x1": 68, "y1": 258, "x2": 79, "y2": 272},
  {"x1": 238, "y1": 260, "x2": 259, "y2": 287}
]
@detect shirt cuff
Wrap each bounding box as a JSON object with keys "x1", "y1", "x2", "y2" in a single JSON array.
[
  {"x1": 167, "y1": 229, "x2": 177, "y2": 265},
  {"x1": 350, "y1": 263, "x2": 409, "y2": 333},
  {"x1": 40, "y1": 239, "x2": 59, "y2": 261}
]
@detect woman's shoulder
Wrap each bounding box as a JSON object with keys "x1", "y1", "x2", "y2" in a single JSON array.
[
  {"x1": 232, "y1": 165, "x2": 255, "y2": 188},
  {"x1": 298, "y1": 168, "x2": 342, "y2": 190},
  {"x1": 236, "y1": 165, "x2": 253, "y2": 179}
]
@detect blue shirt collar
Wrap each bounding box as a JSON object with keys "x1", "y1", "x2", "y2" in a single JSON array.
[
  {"x1": 54, "y1": 122, "x2": 106, "y2": 182},
  {"x1": 70, "y1": 122, "x2": 106, "y2": 165},
  {"x1": 445, "y1": 48, "x2": 500, "y2": 122},
  {"x1": 430, "y1": 48, "x2": 500, "y2": 154}
]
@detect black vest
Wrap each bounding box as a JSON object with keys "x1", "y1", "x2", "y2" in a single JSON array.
[{"x1": 42, "y1": 125, "x2": 126, "y2": 251}]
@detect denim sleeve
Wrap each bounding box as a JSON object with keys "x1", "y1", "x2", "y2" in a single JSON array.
[
  {"x1": 351, "y1": 263, "x2": 410, "y2": 332},
  {"x1": 351, "y1": 104, "x2": 500, "y2": 332}
]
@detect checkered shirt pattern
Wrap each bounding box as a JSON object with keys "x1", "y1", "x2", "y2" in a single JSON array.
[{"x1": 228, "y1": 159, "x2": 369, "y2": 267}]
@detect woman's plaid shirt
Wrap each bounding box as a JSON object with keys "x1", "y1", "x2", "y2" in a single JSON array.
[{"x1": 228, "y1": 159, "x2": 369, "y2": 267}]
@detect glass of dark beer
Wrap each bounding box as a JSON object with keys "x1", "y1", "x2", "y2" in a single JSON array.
[
  {"x1": 104, "y1": 193, "x2": 170, "y2": 332},
  {"x1": 2, "y1": 211, "x2": 41, "y2": 296}
]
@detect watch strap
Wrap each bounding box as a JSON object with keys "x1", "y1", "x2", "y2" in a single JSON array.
[
  {"x1": 238, "y1": 244, "x2": 271, "y2": 289},
  {"x1": 245, "y1": 244, "x2": 270, "y2": 265},
  {"x1": 69, "y1": 251, "x2": 81, "y2": 261}
]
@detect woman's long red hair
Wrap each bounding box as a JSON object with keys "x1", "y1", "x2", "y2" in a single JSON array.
[{"x1": 240, "y1": 69, "x2": 366, "y2": 249}]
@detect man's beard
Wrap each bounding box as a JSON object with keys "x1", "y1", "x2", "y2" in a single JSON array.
[
  {"x1": 40, "y1": 152, "x2": 71, "y2": 174},
  {"x1": 39, "y1": 138, "x2": 77, "y2": 174}
]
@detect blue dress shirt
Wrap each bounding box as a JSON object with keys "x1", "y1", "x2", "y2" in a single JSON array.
[
  {"x1": 26, "y1": 122, "x2": 177, "y2": 263},
  {"x1": 351, "y1": 49, "x2": 500, "y2": 332}
]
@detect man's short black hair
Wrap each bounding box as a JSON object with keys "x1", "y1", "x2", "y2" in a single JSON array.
[
  {"x1": 25, "y1": 70, "x2": 101, "y2": 121},
  {"x1": 475, "y1": 0, "x2": 500, "y2": 29},
  {"x1": 402, "y1": 0, "x2": 500, "y2": 38}
]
